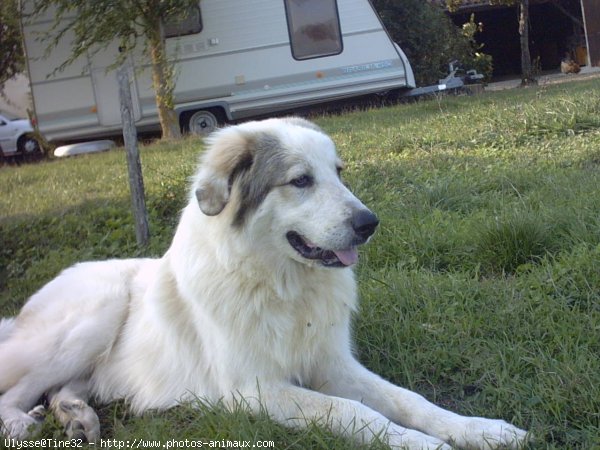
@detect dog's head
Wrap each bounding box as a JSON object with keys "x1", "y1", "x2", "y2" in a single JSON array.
[{"x1": 192, "y1": 117, "x2": 378, "y2": 268}]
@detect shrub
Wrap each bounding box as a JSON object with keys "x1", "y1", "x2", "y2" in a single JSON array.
[{"x1": 372, "y1": 0, "x2": 489, "y2": 85}]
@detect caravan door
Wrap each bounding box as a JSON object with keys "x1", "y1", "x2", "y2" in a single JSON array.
[{"x1": 90, "y1": 43, "x2": 141, "y2": 126}]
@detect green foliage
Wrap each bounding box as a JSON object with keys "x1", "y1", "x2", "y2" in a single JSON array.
[
  {"x1": 28, "y1": 0, "x2": 196, "y2": 71},
  {"x1": 372, "y1": 0, "x2": 490, "y2": 85},
  {"x1": 471, "y1": 52, "x2": 493, "y2": 82},
  {"x1": 460, "y1": 15, "x2": 493, "y2": 81},
  {"x1": 25, "y1": 0, "x2": 195, "y2": 138},
  {"x1": 0, "y1": 0, "x2": 24, "y2": 90},
  {"x1": 2, "y1": 79, "x2": 600, "y2": 448}
]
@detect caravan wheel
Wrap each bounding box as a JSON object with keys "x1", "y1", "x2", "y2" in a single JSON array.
[{"x1": 188, "y1": 110, "x2": 218, "y2": 136}]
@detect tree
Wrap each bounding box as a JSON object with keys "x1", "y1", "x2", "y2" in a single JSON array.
[
  {"x1": 447, "y1": 0, "x2": 536, "y2": 86},
  {"x1": 514, "y1": 0, "x2": 536, "y2": 85},
  {"x1": 28, "y1": 0, "x2": 199, "y2": 139},
  {"x1": 0, "y1": 0, "x2": 25, "y2": 92}
]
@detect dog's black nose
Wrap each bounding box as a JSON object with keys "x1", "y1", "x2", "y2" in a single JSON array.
[{"x1": 351, "y1": 209, "x2": 379, "y2": 240}]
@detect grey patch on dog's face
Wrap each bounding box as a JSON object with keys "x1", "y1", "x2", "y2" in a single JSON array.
[
  {"x1": 231, "y1": 133, "x2": 292, "y2": 227},
  {"x1": 228, "y1": 151, "x2": 254, "y2": 191}
]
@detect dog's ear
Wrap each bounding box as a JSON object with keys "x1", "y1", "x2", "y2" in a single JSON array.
[
  {"x1": 194, "y1": 128, "x2": 253, "y2": 216},
  {"x1": 194, "y1": 173, "x2": 230, "y2": 216}
]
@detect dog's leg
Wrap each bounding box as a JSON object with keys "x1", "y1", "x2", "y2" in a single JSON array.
[
  {"x1": 0, "y1": 374, "x2": 49, "y2": 439},
  {"x1": 47, "y1": 379, "x2": 100, "y2": 443},
  {"x1": 314, "y1": 356, "x2": 529, "y2": 450},
  {"x1": 0, "y1": 337, "x2": 102, "y2": 441},
  {"x1": 238, "y1": 384, "x2": 451, "y2": 450}
]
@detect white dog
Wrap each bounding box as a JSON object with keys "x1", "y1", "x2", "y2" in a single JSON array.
[{"x1": 0, "y1": 118, "x2": 528, "y2": 449}]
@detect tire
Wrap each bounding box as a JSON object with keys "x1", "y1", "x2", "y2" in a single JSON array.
[
  {"x1": 187, "y1": 110, "x2": 219, "y2": 136},
  {"x1": 17, "y1": 134, "x2": 41, "y2": 158}
]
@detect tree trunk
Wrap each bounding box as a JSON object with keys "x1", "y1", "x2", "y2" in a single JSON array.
[
  {"x1": 148, "y1": 20, "x2": 182, "y2": 139},
  {"x1": 518, "y1": 0, "x2": 536, "y2": 86}
]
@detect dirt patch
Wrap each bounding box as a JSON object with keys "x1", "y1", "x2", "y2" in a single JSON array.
[{"x1": 485, "y1": 68, "x2": 600, "y2": 91}]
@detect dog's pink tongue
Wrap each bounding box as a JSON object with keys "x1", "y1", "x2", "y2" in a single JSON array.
[{"x1": 334, "y1": 248, "x2": 359, "y2": 266}]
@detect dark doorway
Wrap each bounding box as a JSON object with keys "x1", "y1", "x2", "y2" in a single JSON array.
[{"x1": 450, "y1": 1, "x2": 585, "y2": 78}]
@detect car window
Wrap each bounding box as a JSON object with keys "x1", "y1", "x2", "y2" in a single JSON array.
[{"x1": 0, "y1": 111, "x2": 20, "y2": 120}]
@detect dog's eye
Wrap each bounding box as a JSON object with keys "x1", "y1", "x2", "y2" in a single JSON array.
[
  {"x1": 290, "y1": 175, "x2": 313, "y2": 188},
  {"x1": 336, "y1": 166, "x2": 343, "y2": 178}
]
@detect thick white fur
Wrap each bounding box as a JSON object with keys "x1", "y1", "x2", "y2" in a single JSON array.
[{"x1": 0, "y1": 118, "x2": 528, "y2": 449}]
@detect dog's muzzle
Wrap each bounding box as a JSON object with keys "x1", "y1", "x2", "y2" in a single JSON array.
[{"x1": 287, "y1": 209, "x2": 379, "y2": 268}]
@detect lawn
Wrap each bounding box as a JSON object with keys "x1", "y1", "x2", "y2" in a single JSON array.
[{"x1": 1, "y1": 79, "x2": 600, "y2": 449}]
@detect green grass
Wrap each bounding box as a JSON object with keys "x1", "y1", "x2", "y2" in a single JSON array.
[{"x1": 2, "y1": 79, "x2": 600, "y2": 449}]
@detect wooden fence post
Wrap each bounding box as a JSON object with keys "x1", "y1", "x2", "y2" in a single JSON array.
[{"x1": 117, "y1": 64, "x2": 150, "y2": 247}]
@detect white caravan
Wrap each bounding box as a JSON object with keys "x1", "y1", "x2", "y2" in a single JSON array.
[{"x1": 22, "y1": 0, "x2": 416, "y2": 142}]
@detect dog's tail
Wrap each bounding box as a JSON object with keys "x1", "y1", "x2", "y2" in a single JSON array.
[{"x1": 0, "y1": 317, "x2": 15, "y2": 342}]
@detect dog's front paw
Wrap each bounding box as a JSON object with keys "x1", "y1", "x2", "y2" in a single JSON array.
[
  {"x1": 1, "y1": 411, "x2": 44, "y2": 440},
  {"x1": 454, "y1": 417, "x2": 529, "y2": 449}
]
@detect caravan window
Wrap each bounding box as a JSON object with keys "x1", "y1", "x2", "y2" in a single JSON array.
[
  {"x1": 284, "y1": 0, "x2": 343, "y2": 60},
  {"x1": 164, "y1": 5, "x2": 203, "y2": 38}
]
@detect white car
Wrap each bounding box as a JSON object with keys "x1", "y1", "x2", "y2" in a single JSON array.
[{"x1": 0, "y1": 112, "x2": 41, "y2": 158}]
